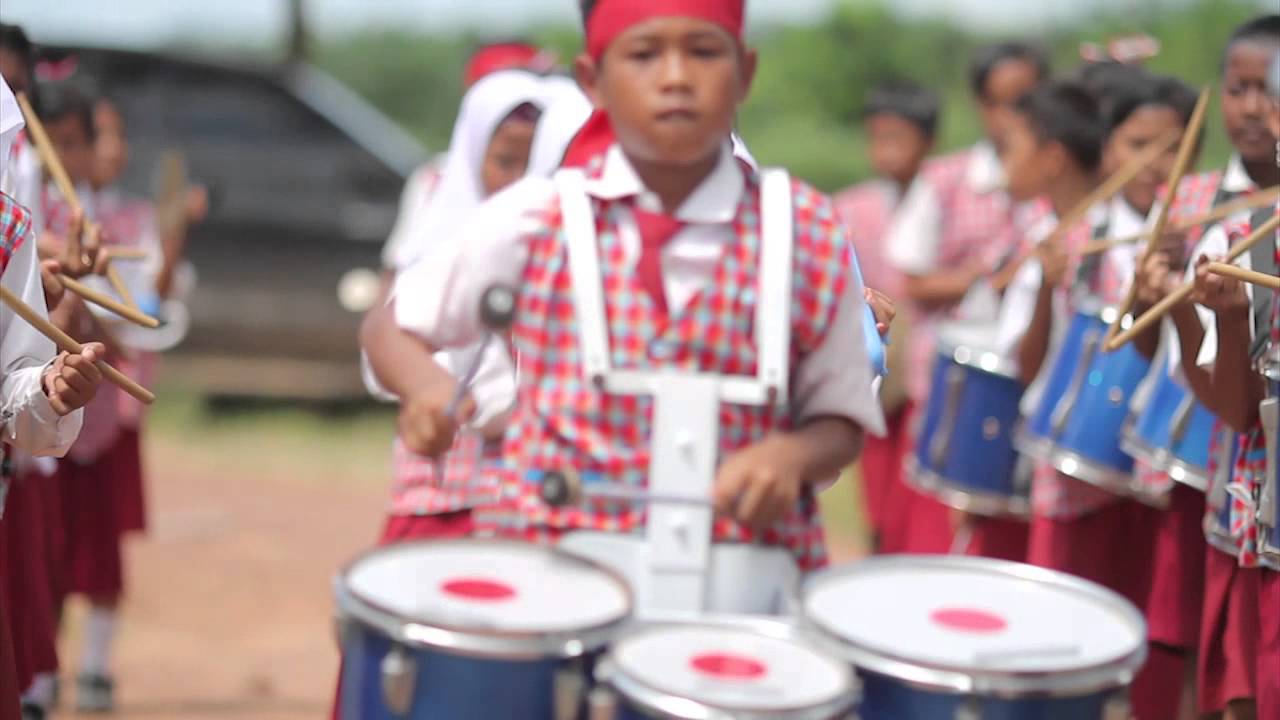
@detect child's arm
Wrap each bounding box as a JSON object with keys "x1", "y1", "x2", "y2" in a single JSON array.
[
  {"x1": 900, "y1": 263, "x2": 988, "y2": 310},
  {"x1": 1192, "y1": 255, "x2": 1265, "y2": 433},
  {"x1": 1015, "y1": 238, "x2": 1068, "y2": 385}
]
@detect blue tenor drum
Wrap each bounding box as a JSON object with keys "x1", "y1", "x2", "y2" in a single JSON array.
[
  {"x1": 593, "y1": 619, "x2": 859, "y2": 719},
  {"x1": 909, "y1": 324, "x2": 1029, "y2": 517},
  {"x1": 798, "y1": 556, "x2": 1147, "y2": 720},
  {"x1": 1016, "y1": 302, "x2": 1151, "y2": 496},
  {"x1": 335, "y1": 539, "x2": 632, "y2": 720},
  {"x1": 1121, "y1": 356, "x2": 1216, "y2": 493}
]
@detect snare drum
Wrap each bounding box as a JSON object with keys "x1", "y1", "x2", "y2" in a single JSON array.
[
  {"x1": 798, "y1": 556, "x2": 1147, "y2": 719},
  {"x1": 1017, "y1": 303, "x2": 1151, "y2": 495},
  {"x1": 1121, "y1": 357, "x2": 1215, "y2": 493},
  {"x1": 335, "y1": 539, "x2": 632, "y2": 720},
  {"x1": 593, "y1": 620, "x2": 858, "y2": 719},
  {"x1": 909, "y1": 324, "x2": 1029, "y2": 517}
]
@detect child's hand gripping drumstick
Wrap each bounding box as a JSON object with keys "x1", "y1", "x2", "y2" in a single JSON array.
[{"x1": 0, "y1": 285, "x2": 156, "y2": 405}]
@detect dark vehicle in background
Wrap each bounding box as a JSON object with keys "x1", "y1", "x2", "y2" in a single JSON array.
[{"x1": 46, "y1": 47, "x2": 423, "y2": 399}]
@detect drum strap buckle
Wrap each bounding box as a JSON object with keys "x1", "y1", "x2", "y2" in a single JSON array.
[{"x1": 380, "y1": 647, "x2": 417, "y2": 716}]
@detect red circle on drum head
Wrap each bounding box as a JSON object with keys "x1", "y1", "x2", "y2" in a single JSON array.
[
  {"x1": 690, "y1": 653, "x2": 767, "y2": 680},
  {"x1": 441, "y1": 578, "x2": 516, "y2": 601},
  {"x1": 930, "y1": 608, "x2": 1008, "y2": 633}
]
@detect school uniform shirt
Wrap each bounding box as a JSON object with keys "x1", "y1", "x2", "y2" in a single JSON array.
[
  {"x1": 0, "y1": 193, "x2": 83, "y2": 457},
  {"x1": 884, "y1": 142, "x2": 1022, "y2": 405},
  {"x1": 1, "y1": 139, "x2": 44, "y2": 237},
  {"x1": 397, "y1": 141, "x2": 886, "y2": 569},
  {"x1": 996, "y1": 202, "x2": 1130, "y2": 518},
  {"x1": 1186, "y1": 205, "x2": 1278, "y2": 566},
  {"x1": 833, "y1": 179, "x2": 902, "y2": 299}
]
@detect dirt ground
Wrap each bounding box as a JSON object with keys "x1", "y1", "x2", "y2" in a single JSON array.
[{"x1": 51, "y1": 390, "x2": 868, "y2": 720}]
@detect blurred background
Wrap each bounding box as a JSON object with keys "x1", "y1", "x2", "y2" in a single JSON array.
[{"x1": 0, "y1": 0, "x2": 1272, "y2": 717}]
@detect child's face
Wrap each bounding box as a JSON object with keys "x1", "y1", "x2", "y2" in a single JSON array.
[
  {"x1": 93, "y1": 100, "x2": 130, "y2": 188},
  {"x1": 864, "y1": 113, "x2": 931, "y2": 186},
  {"x1": 480, "y1": 116, "x2": 535, "y2": 197},
  {"x1": 0, "y1": 49, "x2": 29, "y2": 96},
  {"x1": 1221, "y1": 40, "x2": 1279, "y2": 163},
  {"x1": 1000, "y1": 112, "x2": 1055, "y2": 202},
  {"x1": 1106, "y1": 105, "x2": 1183, "y2": 215},
  {"x1": 578, "y1": 16, "x2": 754, "y2": 168},
  {"x1": 47, "y1": 114, "x2": 94, "y2": 186},
  {"x1": 978, "y1": 59, "x2": 1042, "y2": 150}
]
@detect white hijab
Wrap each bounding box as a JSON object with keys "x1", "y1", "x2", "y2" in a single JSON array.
[
  {"x1": 527, "y1": 76, "x2": 593, "y2": 179},
  {"x1": 390, "y1": 69, "x2": 546, "y2": 269}
]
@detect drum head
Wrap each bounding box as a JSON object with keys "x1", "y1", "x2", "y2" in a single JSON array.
[
  {"x1": 608, "y1": 623, "x2": 855, "y2": 718},
  {"x1": 800, "y1": 556, "x2": 1146, "y2": 697},
  {"x1": 936, "y1": 322, "x2": 1018, "y2": 378},
  {"x1": 338, "y1": 539, "x2": 631, "y2": 656}
]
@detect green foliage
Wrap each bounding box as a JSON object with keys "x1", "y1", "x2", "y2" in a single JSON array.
[{"x1": 313, "y1": 0, "x2": 1271, "y2": 191}]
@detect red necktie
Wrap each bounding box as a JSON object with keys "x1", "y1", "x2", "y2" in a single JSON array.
[{"x1": 632, "y1": 207, "x2": 683, "y2": 315}]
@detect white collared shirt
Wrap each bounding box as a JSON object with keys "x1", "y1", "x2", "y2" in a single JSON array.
[
  {"x1": 393, "y1": 142, "x2": 885, "y2": 436},
  {"x1": 2, "y1": 226, "x2": 83, "y2": 457}
]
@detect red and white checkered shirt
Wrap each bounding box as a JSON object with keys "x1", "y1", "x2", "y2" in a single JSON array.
[
  {"x1": 0, "y1": 191, "x2": 31, "y2": 274},
  {"x1": 832, "y1": 180, "x2": 902, "y2": 298},
  {"x1": 485, "y1": 172, "x2": 854, "y2": 570},
  {"x1": 388, "y1": 434, "x2": 505, "y2": 516}
]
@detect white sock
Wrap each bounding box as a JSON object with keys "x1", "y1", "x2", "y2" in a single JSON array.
[
  {"x1": 22, "y1": 673, "x2": 57, "y2": 707},
  {"x1": 81, "y1": 606, "x2": 118, "y2": 677}
]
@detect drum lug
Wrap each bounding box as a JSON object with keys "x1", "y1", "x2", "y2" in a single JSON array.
[
  {"x1": 380, "y1": 646, "x2": 417, "y2": 716},
  {"x1": 587, "y1": 687, "x2": 618, "y2": 720},
  {"x1": 554, "y1": 661, "x2": 587, "y2": 720},
  {"x1": 929, "y1": 365, "x2": 967, "y2": 468},
  {"x1": 954, "y1": 697, "x2": 983, "y2": 720}
]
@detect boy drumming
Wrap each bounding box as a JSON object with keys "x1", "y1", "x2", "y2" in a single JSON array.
[{"x1": 391, "y1": 0, "x2": 884, "y2": 586}]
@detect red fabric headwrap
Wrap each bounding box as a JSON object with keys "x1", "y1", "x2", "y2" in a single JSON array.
[
  {"x1": 463, "y1": 43, "x2": 556, "y2": 88},
  {"x1": 564, "y1": 0, "x2": 745, "y2": 168},
  {"x1": 585, "y1": 0, "x2": 744, "y2": 61}
]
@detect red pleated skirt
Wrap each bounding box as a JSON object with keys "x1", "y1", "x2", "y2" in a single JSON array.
[
  {"x1": 1257, "y1": 570, "x2": 1280, "y2": 720},
  {"x1": 1026, "y1": 498, "x2": 1160, "y2": 607},
  {"x1": 111, "y1": 428, "x2": 147, "y2": 536},
  {"x1": 59, "y1": 458, "x2": 124, "y2": 599},
  {"x1": 1145, "y1": 484, "x2": 1207, "y2": 649},
  {"x1": 1197, "y1": 547, "x2": 1259, "y2": 714}
]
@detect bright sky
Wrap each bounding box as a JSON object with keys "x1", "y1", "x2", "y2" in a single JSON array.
[{"x1": 0, "y1": 0, "x2": 1222, "y2": 50}]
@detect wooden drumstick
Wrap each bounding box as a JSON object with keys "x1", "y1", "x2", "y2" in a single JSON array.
[
  {"x1": 0, "y1": 286, "x2": 155, "y2": 405},
  {"x1": 1106, "y1": 213, "x2": 1280, "y2": 351},
  {"x1": 1205, "y1": 262, "x2": 1280, "y2": 290},
  {"x1": 104, "y1": 247, "x2": 149, "y2": 261},
  {"x1": 16, "y1": 93, "x2": 96, "y2": 271},
  {"x1": 105, "y1": 264, "x2": 136, "y2": 308},
  {"x1": 991, "y1": 127, "x2": 1181, "y2": 292},
  {"x1": 1104, "y1": 86, "x2": 1212, "y2": 345},
  {"x1": 1080, "y1": 186, "x2": 1280, "y2": 256},
  {"x1": 57, "y1": 274, "x2": 160, "y2": 329}
]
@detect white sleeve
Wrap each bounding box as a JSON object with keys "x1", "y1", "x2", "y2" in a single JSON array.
[
  {"x1": 993, "y1": 257, "x2": 1043, "y2": 360},
  {"x1": 393, "y1": 176, "x2": 553, "y2": 349},
  {"x1": 381, "y1": 167, "x2": 433, "y2": 271},
  {"x1": 1183, "y1": 225, "x2": 1233, "y2": 374},
  {"x1": 884, "y1": 178, "x2": 944, "y2": 275},
  {"x1": 791, "y1": 264, "x2": 888, "y2": 438},
  {"x1": 1, "y1": 234, "x2": 83, "y2": 456}
]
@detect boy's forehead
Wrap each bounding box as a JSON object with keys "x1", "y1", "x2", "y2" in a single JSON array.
[
  {"x1": 613, "y1": 15, "x2": 737, "y2": 41},
  {"x1": 1226, "y1": 39, "x2": 1279, "y2": 71}
]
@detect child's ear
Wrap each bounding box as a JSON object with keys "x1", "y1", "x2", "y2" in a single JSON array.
[
  {"x1": 573, "y1": 54, "x2": 605, "y2": 111},
  {"x1": 1044, "y1": 141, "x2": 1069, "y2": 179}
]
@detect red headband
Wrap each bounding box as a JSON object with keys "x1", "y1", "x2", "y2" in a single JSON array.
[
  {"x1": 464, "y1": 44, "x2": 556, "y2": 88},
  {"x1": 585, "y1": 0, "x2": 744, "y2": 60}
]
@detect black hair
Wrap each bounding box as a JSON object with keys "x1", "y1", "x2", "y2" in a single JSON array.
[
  {"x1": 0, "y1": 23, "x2": 33, "y2": 59},
  {"x1": 970, "y1": 41, "x2": 1051, "y2": 99},
  {"x1": 37, "y1": 81, "x2": 95, "y2": 141},
  {"x1": 862, "y1": 79, "x2": 940, "y2": 138},
  {"x1": 1224, "y1": 14, "x2": 1280, "y2": 68},
  {"x1": 580, "y1": 1, "x2": 601, "y2": 27},
  {"x1": 1076, "y1": 61, "x2": 1148, "y2": 117},
  {"x1": 1107, "y1": 72, "x2": 1199, "y2": 132},
  {"x1": 1015, "y1": 79, "x2": 1105, "y2": 173}
]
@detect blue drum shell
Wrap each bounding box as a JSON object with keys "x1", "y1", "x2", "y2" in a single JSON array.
[
  {"x1": 915, "y1": 353, "x2": 1024, "y2": 503},
  {"x1": 1022, "y1": 309, "x2": 1095, "y2": 449},
  {"x1": 1167, "y1": 401, "x2": 1217, "y2": 476},
  {"x1": 859, "y1": 673, "x2": 1112, "y2": 720},
  {"x1": 1054, "y1": 322, "x2": 1150, "y2": 476},
  {"x1": 339, "y1": 621, "x2": 584, "y2": 720},
  {"x1": 1125, "y1": 364, "x2": 1183, "y2": 461}
]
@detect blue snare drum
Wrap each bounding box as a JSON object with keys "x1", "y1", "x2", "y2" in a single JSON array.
[
  {"x1": 798, "y1": 556, "x2": 1147, "y2": 720},
  {"x1": 910, "y1": 324, "x2": 1028, "y2": 517},
  {"x1": 1121, "y1": 357, "x2": 1215, "y2": 493},
  {"x1": 1017, "y1": 303, "x2": 1151, "y2": 495},
  {"x1": 594, "y1": 619, "x2": 858, "y2": 720},
  {"x1": 335, "y1": 539, "x2": 632, "y2": 720}
]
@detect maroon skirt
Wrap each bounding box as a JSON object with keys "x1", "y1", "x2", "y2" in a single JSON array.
[
  {"x1": 1197, "y1": 547, "x2": 1259, "y2": 714},
  {"x1": 1026, "y1": 498, "x2": 1160, "y2": 608},
  {"x1": 1258, "y1": 570, "x2": 1280, "y2": 720},
  {"x1": 111, "y1": 429, "x2": 147, "y2": 536},
  {"x1": 59, "y1": 457, "x2": 124, "y2": 599},
  {"x1": 962, "y1": 516, "x2": 1030, "y2": 562},
  {"x1": 378, "y1": 510, "x2": 476, "y2": 547},
  {"x1": 0, "y1": 527, "x2": 21, "y2": 720},
  {"x1": 1145, "y1": 484, "x2": 1207, "y2": 649},
  {"x1": 3, "y1": 475, "x2": 60, "y2": 684}
]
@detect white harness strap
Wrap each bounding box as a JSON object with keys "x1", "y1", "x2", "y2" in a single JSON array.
[
  {"x1": 755, "y1": 168, "x2": 794, "y2": 406},
  {"x1": 555, "y1": 169, "x2": 612, "y2": 383}
]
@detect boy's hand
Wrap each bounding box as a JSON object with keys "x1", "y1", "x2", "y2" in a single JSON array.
[
  {"x1": 41, "y1": 342, "x2": 105, "y2": 416},
  {"x1": 398, "y1": 384, "x2": 475, "y2": 458},
  {"x1": 865, "y1": 287, "x2": 896, "y2": 339},
  {"x1": 1036, "y1": 236, "x2": 1070, "y2": 289},
  {"x1": 1192, "y1": 254, "x2": 1250, "y2": 317},
  {"x1": 1134, "y1": 249, "x2": 1177, "y2": 308},
  {"x1": 40, "y1": 260, "x2": 65, "y2": 309},
  {"x1": 713, "y1": 435, "x2": 804, "y2": 530}
]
